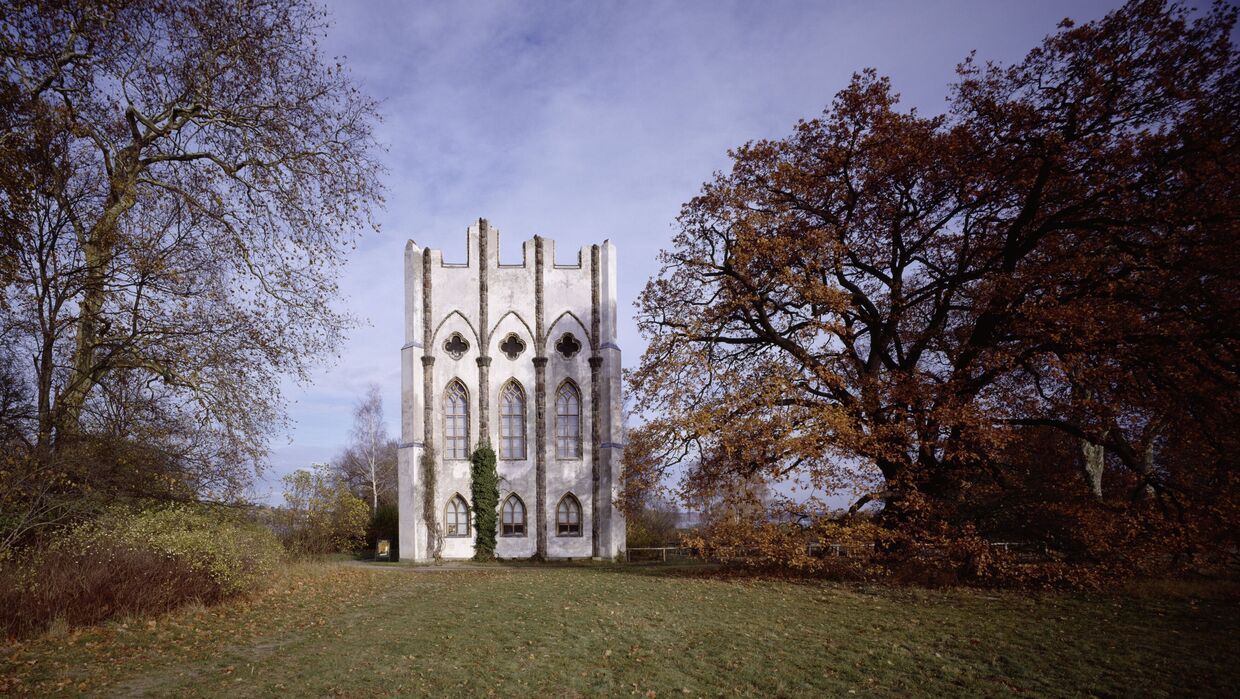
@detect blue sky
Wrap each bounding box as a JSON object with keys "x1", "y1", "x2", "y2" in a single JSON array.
[{"x1": 255, "y1": 0, "x2": 1126, "y2": 503}]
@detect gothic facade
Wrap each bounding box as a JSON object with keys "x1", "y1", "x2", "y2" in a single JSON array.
[{"x1": 398, "y1": 220, "x2": 625, "y2": 560}]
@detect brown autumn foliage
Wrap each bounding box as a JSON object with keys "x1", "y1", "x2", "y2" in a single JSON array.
[
  {"x1": 628, "y1": 0, "x2": 1240, "y2": 586},
  {"x1": 0, "y1": 544, "x2": 221, "y2": 639}
]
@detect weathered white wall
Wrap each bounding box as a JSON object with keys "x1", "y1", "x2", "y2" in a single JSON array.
[
  {"x1": 600, "y1": 241, "x2": 627, "y2": 552},
  {"x1": 397, "y1": 240, "x2": 424, "y2": 561},
  {"x1": 398, "y1": 220, "x2": 624, "y2": 561}
]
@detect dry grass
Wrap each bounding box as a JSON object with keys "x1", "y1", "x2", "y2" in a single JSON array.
[{"x1": 1, "y1": 562, "x2": 1237, "y2": 696}]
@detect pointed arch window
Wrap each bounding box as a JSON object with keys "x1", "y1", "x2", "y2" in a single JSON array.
[
  {"x1": 499, "y1": 381, "x2": 527, "y2": 460},
  {"x1": 444, "y1": 380, "x2": 469, "y2": 460},
  {"x1": 445, "y1": 495, "x2": 469, "y2": 537},
  {"x1": 501, "y1": 494, "x2": 527, "y2": 537},
  {"x1": 555, "y1": 381, "x2": 582, "y2": 459},
  {"x1": 556, "y1": 493, "x2": 583, "y2": 537}
]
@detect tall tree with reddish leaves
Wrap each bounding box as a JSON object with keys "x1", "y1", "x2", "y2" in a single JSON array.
[{"x1": 628, "y1": 0, "x2": 1238, "y2": 570}]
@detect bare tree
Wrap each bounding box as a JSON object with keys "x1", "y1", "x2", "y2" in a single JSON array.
[
  {"x1": 0, "y1": 0, "x2": 384, "y2": 483},
  {"x1": 337, "y1": 384, "x2": 396, "y2": 511}
]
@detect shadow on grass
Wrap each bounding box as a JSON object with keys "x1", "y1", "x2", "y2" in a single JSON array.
[
  {"x1": 349, "y1": 553, "x2": 1240, "y2": 598},
  {"x1": 345, "y1": 556, "x2": 726, "y2": 580}
]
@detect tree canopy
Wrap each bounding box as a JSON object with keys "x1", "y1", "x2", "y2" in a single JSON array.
[
  {"x1": 628, "y1": 0, "x2": 1239, "y2": 578},
  {"x1": 0, "y1": 0, "x2": 384, "y2": 549}
]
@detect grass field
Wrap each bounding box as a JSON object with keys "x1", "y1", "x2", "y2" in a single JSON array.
[{"x1": 1, "y1": 561, "x2": 1237, "y2": 697}]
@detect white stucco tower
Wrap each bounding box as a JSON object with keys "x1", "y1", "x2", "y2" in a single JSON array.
[{"x1": 398, "y1": 219, "x2": 625, "y2": 561}]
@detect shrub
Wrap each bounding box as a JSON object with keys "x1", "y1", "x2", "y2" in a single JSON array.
[
  {"x1": 0, "y1": 504, "x2": 283, "y2": 638},
  {"x1": 626, "y1": 499, "x2": 680, "y2": 548},
  {"x1": 279, "y1": 464, "x2": 370, "y2": 555},
  {"x1": 61, "y1": 506, "x2": 283, "y2": 594}
]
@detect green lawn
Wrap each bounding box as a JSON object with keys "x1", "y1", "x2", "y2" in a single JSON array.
[{"x1": 2, "y1": 561, "x2": 1237, "y2": 697}]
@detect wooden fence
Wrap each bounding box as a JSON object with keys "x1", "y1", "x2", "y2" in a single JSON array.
[
  {"x1": 626, "y1": 541, "x2": 1050, "y2": 564},
  {"x1": 625, "y1": 546, "x2": 694, "y2": 563}
]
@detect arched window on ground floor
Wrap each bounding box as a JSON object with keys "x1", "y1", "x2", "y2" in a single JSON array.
[
  {"x1": 445, "y1": 494, "x2": 469, "y2": 537},
  {"x1": 556, "y1": 493, "x2": 582, "y2": 537},
  {"x1": 501, "y1": 494, "x2": 527, "y2": 537}
]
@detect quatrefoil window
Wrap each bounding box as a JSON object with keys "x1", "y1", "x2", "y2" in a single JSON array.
[
  {"x1": 499, "y1": 333, "x2": 526, "y2": 360},
  {"x1": 443, "y1": 332, "x2": 469, "y2": 360},
  {"x1": 555, "y1": 333, "x2": 582, "y2": 359}
]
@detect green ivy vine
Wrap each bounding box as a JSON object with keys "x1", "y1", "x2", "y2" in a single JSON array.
[{"x1": 470, "y1": 441, "x2": 499, "y2": 560}]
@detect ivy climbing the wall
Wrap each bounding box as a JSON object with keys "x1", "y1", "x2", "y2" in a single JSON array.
[
  {"x1": 470, "y1": 441, "x2": 499, "y2": 560},
  {"x1": 421, "y1": 447, "x2": 442, "y2": 560}
]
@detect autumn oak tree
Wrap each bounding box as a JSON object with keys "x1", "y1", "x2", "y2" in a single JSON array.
[
  {"x1": 628, "y1": 0, "x2": 1238, "y2": 573},
  {"x1": 0, "y1": 0, "x2": 383, "y2": 543}
]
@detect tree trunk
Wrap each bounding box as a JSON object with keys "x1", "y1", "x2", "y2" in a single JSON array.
[
  {"x1": 1134, "y1": 442, "x2": 1157, "y2": 501},
  {"x1": 56, "y1": 233, "x2": 107, "y2": 441},
  {"x1": 1080, "y1": 439, "x2": 1105, "y2": 501},
  {"x1": 34, "y1": 329, "x2": 57, "y2": 460},
  {"x1": 369, "y1": 454, "x2": 379, "y2": 511},
  {"x1": 56, "y1": 159, "x2": 140, "y2": 441}
]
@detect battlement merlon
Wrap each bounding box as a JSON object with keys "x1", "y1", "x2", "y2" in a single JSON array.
[
  {"x1": 403, "y1": 239, "x2": 423, "y2": 347},
  {"x1": 599, "y1": 239, "x2": 619, "y2": 347}
]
